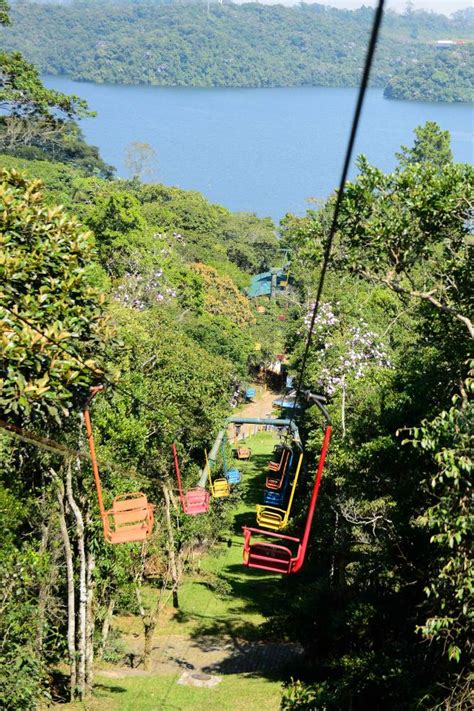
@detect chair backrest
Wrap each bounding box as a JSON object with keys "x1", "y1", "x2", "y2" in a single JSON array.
[
  {"x1": 226, "y1": 468, "x2": 241, "y2": 483},
  {"x1": 213, "y1": 478, "x2": 230, "y2": 496},
  {"x1": 186, "y1": 489, "x2": 209, "y2": 505},
  {"x1": 269, "y1": 447, "x2": 290, "y2": 472},
  {"x1": 112, "y1": 494, "x2": 150, "y2": 526}
]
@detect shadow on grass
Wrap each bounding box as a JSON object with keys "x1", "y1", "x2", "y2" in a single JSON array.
[
  {"x1": 49, "y1": 670, "x2": 71, "y2": 704},
  {"x1": 94, "y1": 683, "x2": 128, "y2": 695},
  {"x1": 187, "y1": 614, "x2": 265, "y2": 642}
]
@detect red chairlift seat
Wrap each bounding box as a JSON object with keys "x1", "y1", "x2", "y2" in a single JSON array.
[
  {"x1": 183, "y1": 488, "x2": 210, "y2": 515},
  {"x1": 243, "y1": 528, "x2": 299, "y2": 575},
  {"x1": 172, "y1": 443, "x2": 210, "y2": 516}
]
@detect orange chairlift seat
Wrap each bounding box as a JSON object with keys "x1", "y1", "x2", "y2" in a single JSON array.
[
  {"x1": 236, "y1": 447, "x2": 252, "y2": 460},
  {"x1": 83, "y1": 387, "x2": 155, "y2": 544},
  {"x1": 257, "y1": 448, "x2": 303, "y2": 531},
  {"x1": 266, "y1": 446, "x2": 291, "y2": 490},
  {"x1": 267, "y1": 445, "x2": 289, "y2": 471},
  {"x1": 243, "y1": 423, "x2": 332, "y2": 575},
  {"x1": 172, "y1": 443, "x2": 210, "y2": 515}
]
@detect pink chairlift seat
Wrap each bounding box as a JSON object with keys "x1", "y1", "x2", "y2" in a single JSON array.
[{"x1": 183, "y1": 488, "x2": 210, "y2": 515}]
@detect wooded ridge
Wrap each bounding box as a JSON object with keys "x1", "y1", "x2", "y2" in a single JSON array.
[{"x1": 2, "y1": 2, "x2": 473, "y2": 100}]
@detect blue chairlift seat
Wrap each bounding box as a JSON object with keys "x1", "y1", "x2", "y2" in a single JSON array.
[
  {"x1": 222, "y1": 440, "x2": 241, "y2": 485},
  {"x1": 226, "y1": 468, "x2": 241, "y2": 484},
  {"x1": 263, "y1": 449, "x2": 294, "y2": 506}
]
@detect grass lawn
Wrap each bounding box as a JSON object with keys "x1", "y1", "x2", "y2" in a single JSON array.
[{"x1": 60, "y1": 672, "x2": 282, "y2": 710}]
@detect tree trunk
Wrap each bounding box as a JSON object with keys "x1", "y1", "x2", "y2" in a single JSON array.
[
  {"x1": 163, "y1": 484, "x2": 180, "y2": 609},
  {"x1": 143, "y1": 621, "x2": 155, "y2": 671},
  {"x1": 135, "y1": 575, "x2": 171, "y2": 672},
  {"x1": 56, "y1": 474, "x2": 77, "y2": 701},
  {"x1": 66, "y1": 461, "x2": 87, "y2": 700},
  {"x1": 341, "y1": 377, "x2": 346, "y2": 439},
  {"x1": 98, "y1": 596, "x2": 116, "y2": 661},
  {"x1": 134, "y1": 584, "x2": 155, "y2": 672},
  {"x1": 35, "y1": 517, "x2": 50, "y2": 657},
  {"x1": 85, "y1": 547, "x2": 96, "y2": 695}
]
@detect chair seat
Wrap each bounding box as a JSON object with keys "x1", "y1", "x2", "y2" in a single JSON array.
[
  {"x1": 236, "y1": 448, "x2": 251, "y2": 460},
  {"x1": 213, "y1": 478, "x2": 230, "y2": 497},
  {"x1": 226, "y1": 468, "x2": 241, "y2": 484},
  {"x1": 247, "y1": 543, "x2": 292, "y2": 574},
  {"x1": 256, "y1": 505, "x2": 286, "y2": 531},
  {"x1": 108, "y1": 524, "x2": 149, "y2": 544},
  {"x1": 103, "y1": 492, "x2": 154, "y2": 544},
  {"x1": 263, "y1": 489, "x2": 284, "y2": 506},
  {"x1": 265, "y1": 475, "x2": 285, "y2": 490},
  {"x1": 183, "y1": 488, "x2": 210, "y2": 515}
]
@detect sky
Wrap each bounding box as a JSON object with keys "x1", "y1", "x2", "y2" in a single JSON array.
[{"x1": 242, "y1": 1, "x2": 472, "y2": 15}]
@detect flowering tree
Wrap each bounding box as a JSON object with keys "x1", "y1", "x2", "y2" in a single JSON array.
[{"x1": 303, "y1": 302, "x2": 391, "y2": 434}]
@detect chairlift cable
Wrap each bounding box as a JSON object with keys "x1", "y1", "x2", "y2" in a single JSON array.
[
  {"x1": 0, "y1": 417, "x2": 136, "y2": 479},
  {"x1": 289, "y1": 0, "x2": 386, "y2": 424}
]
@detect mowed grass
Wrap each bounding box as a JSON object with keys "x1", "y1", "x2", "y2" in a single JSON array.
[
  {"x1": 60, "y1": 672, "x2": 282, "y2": 710},
  {"x1": 65, "y1": 431, "x2": 289, "y2": 710}
]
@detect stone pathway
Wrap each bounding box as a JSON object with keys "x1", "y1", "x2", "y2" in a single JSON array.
[{"x1": 100, "y1": 633, "x2": 303, "y2": 679}]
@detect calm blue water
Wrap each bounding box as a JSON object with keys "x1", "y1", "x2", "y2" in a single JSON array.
[{"x1": 44, "y1": 77, "x2": 473, "y2": 221}]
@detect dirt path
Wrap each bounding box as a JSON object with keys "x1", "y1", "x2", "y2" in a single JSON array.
[{"x1": 228, "y1": 386, "x2": 280, "y2": 442}]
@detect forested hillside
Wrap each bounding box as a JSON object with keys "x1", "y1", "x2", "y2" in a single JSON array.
[
  {"x1": 384, "y1": 46, "x2": 474, "y2": 102},
  {"x1": 1, "y1": 2, "x2": 473, "y2": 709},
  {"x1": 1, "y1": 1, "x2": 473, "y2": 97}
]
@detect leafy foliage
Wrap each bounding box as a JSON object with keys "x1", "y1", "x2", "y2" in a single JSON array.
[
  {"x1": 0, "y1": 169, "x2": 109, "y2": 422},
  {"x1": 396, "y1": 120, "x2": 453, "y2": 168},
  {"x1": 0, "y1": 14, "x2": 112, "y2": 176},
  {"x1": 410, "y1": 370, "x2": 473, "y2": 669},
  {"x1": 0, "y1": 50, "x2": 90, "y2": 120}
]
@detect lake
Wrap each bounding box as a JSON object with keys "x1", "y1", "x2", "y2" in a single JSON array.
[{"x1": 44, "y1": 77, "x2": 473, "y2": 222}]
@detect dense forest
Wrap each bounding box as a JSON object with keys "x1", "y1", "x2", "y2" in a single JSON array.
[
  {"x1": 384, "y1": 46, "x2": 474, "y2": 102},
  {"x1": 1, "y1": 1, "x2": 473, "y2": 709},
  {"x1": 1, "y1": 1, "x2": 473, "y2": 100}
]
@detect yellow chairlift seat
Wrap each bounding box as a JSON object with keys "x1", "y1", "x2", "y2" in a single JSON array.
[
  {"x1": 206, "y1": 450, "x2": 230, "y2": 498},
  {"x1": 212, "y1": 478, "x2": 231, "y2": 497},
  {"x1": 256, "y1": 451, "x2": 304, "y2": 531}
]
